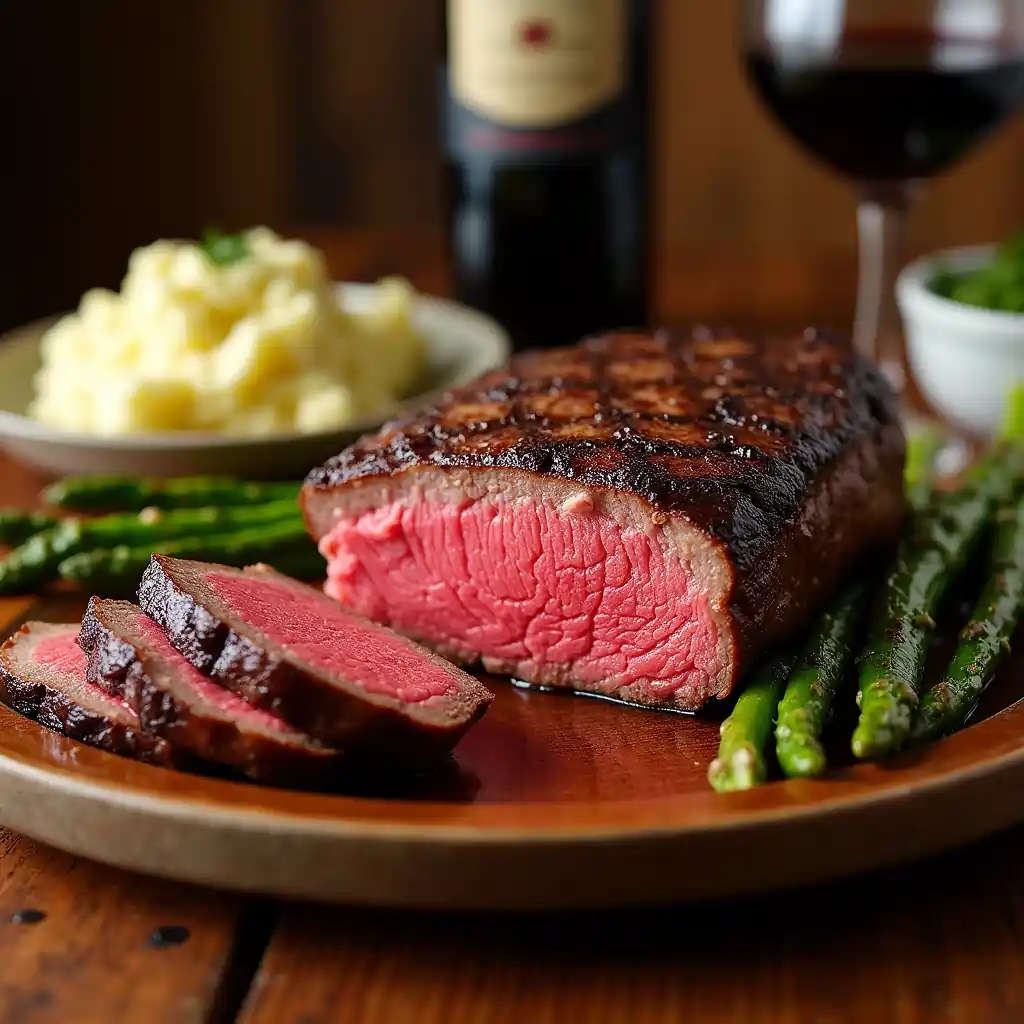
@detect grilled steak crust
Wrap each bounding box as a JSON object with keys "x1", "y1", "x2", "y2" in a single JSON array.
[
  {"x1": 79, "y1": 598, "x2": 340, "y2": 785},
  {"x1": 303, "y1": 328, "x2": 906, "y2": 706},
  {"x1": 306, "y1": 328, "x2": 902, "y2": 563},
  {"x1": 137, "y1": 555, "x2": 493, "y2": 751},
  {"x1": 0, "y1": 622, "x2": 174, "y2": 766}
]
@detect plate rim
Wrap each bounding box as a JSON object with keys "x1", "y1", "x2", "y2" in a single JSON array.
[
  {"x1": 1, "y1": 693, "x2": 1022, "y2": 907},
  {"x1": 0, "y1": 694, "x2": 1021, "y2": 843}
]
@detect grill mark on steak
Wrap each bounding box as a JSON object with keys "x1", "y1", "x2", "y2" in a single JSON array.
[
  {"x1": 306, "y1": 327, "x2": 900, "y2": 572},
  {"x1": 0, "y1": 622, "x2": 174, "y2": 766}
]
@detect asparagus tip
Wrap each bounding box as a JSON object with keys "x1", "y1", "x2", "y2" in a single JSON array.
[
  {"x1": 851, "y1": 719, "x2": 906, "y2": 760},
  {"x1": 707, "y1": 745, "x2": 761, "y2": 793},
  {"x1": 777, "y1": 738, "x2": 828, "y2": 779}
]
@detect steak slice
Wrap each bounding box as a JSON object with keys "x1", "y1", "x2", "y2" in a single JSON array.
[
  {"x1": 0, "y1": 621, "x2": 173, "y2": 765},
  {"x1": 302, "y1": 327, "x2": 907, "y2": 711},
  {"x1": 79, "y1": 597, "x2": 339, "y2": 784},
  {"x1": 137, "y1": 554, "x2": 494, "y2": 750}
]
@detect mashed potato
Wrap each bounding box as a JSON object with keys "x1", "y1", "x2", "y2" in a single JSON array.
[{"x1": 29, "y1": 227, "x2": 427, "y2": 436}]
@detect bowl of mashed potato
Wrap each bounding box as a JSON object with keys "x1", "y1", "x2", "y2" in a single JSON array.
[{"x1": 0, "y1": 228, "x2": 509, "y2": 477}]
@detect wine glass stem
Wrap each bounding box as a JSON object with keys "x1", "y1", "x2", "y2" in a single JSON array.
[{"x1": 853, "y1": 183, "x2": 916, "y2": 391}]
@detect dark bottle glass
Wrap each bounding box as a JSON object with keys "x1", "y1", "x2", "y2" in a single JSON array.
[{"x1": 442, "y1": 1, "x2": 651, "y2": 350}]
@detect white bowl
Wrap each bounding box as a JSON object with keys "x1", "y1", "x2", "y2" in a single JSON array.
[
  {"x1": 896, "y1": 244, "x2": 1024, "y2": 437},
  {"x1": 0, "y1": 283, "x2": 510, "y2": 480}
]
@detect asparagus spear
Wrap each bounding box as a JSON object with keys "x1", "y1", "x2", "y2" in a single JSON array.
[
  {"x1": 57, "y1": 526, "x2": 324, "y2": 592},
  {"x1": 851, "y1": 447, "x2": 1023, "y2": 760},
  {"x1": 57, "y1": 499, "x2": 303, "y2": 547},
  {"x1": 708, "y1": 653, "x2": 797, "y2": 793},
  {"x1": 775, "y1": 580, "x2": 871, "y2": 779},
  {"x1": 0, "y1": 531, "x2": 63, "y2": 594},
  {"x1": 912, "y1": 491, "x2": 1024, "y2": 742},
  {"x1": 42, "y1": 474, "x2": 299, "y2": 511},
  {"x1": 0, "y1": 511, "x2": 59, "y2": 547},
  {"x1": 771, "y1": 427, "x2": 942, "y2": 779},
  {"x1": 0, "y1": 501, "x2": 305, "y2": 594},
  {"x1": 904, "y1": 425, "x2": 944, "y2": 511}
]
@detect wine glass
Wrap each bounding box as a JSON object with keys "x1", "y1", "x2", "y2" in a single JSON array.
[{"x1": 741, "y1": 0, "x2": 1024, "y2": 429}]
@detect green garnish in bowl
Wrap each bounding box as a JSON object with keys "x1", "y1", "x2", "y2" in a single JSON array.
[
  {"x1": 199, "y1": 227, "x2": 250, "y2": 267},
  {"x1": 930, "y1": 233, "x2": 1024, "y2": 313}
]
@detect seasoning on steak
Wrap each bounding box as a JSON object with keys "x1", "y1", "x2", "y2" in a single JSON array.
[
  {"x1": 137, "y1": 554, "x2": 494, "y2": 750},
  {"x1": 302, "y1": 327, "x2": 906, "y2": 711},
  {"x1": 0, "y1": 621, "x2": 173, "y2": 765},
  {"x1": 79, "y1": 597, "x2": 339, "y2": 784}
]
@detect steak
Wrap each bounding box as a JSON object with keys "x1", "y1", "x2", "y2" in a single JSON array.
[
  {"x1": 302, "y1": 327, "x2": 906, "y2": 710},
  {"x1": 137, "y1": 554, "x2": 494, "y2": 749},
  {"x1": 0, "y1": 621, "x2": 173, "y2": 765},
  {"x1": 79, "y1": 597, "x2": 339, "y2": 784}
]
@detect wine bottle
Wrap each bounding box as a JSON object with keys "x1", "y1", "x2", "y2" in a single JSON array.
[{"x1": 442, "y1": 0, "x2": 651, "y2": 350}]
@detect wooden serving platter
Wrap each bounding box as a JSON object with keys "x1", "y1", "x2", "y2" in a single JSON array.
[{"x1": 1, "y1": 590, "x2": 1023, "y2": 910}]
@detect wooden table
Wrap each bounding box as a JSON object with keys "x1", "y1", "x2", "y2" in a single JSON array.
[{"x1": 0, "y1": 238, "x2": 1021, "y2": 1024}]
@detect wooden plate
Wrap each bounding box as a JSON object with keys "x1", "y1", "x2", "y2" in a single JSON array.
[{"x1": 1, "y1": 594, "x2": 1023, "y2": 910}]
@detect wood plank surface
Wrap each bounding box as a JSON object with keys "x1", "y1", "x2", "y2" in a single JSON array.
[
  {"x1": 243, "y1": 826, "x2": 1024, "y2": 1024},
  {"x1": 0, "y1": 829, "x2": 252, "y2": 1024},
  {"x1": 6, "y1": 0, "x2": 1024, "y2": 334}
]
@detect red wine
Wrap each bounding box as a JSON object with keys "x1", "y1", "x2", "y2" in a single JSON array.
[
  {"x1": 746, "y1": 30, "x2": 1024, "y2": 182},
  {"x1": 442, "y1": 1, "x2": 651, "y2": 349}
]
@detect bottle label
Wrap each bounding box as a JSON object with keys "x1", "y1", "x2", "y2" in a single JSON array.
[{"x1": 445, "y1": 0, "x2": 630, "y2": 161}]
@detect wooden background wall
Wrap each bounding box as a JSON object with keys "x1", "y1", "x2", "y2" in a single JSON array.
[{"x1": 2, "y1": 0, "x2": 1024, "y2": 332}]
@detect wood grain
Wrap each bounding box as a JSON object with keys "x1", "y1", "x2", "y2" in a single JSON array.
[
  {"x1": 4, "y1": 0, "x2": 1024, "y2": 334},
  {"x1": 301, "y1": 227, "x2": 871, "y2": 329},
  {"x1": 243, "y1": 825, "x2": 1024, "y2": 1024},
  {"x1": 0, "y1": 457, "x2": 46, "y2": 503},
  {"x1": 0, "y1": 829, "x2": 248, "y2": 1024}
]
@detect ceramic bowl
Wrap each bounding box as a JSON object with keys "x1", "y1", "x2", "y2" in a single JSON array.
[
  {"x1": 896, "y1": 244, "x2": 1024, "y2": 437},
  {"x1": 0, "y1": 284, "x2": 510, "y2": 480}
]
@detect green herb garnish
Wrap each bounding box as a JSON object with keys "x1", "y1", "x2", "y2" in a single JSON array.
[
  {"x1": 930, "y1": 232, "x2": 1024, "y2": 313},
  {"x1": 199, "y1": 227, "x2": 250, "y2": 267}
]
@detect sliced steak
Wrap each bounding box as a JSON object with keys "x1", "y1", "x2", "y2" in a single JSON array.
[
  {"x1": 302, "y1": 327, "x2": 906, "y2": 711},
  {"x1": 0, "y1": 621, "x2": 173, "y2": 765},
  {"x1": 137, "y1": 555, "x2": 494, "y2": 750},
  {"x1": 79, "y1": 597, "x2": 339, "y2": 784}
]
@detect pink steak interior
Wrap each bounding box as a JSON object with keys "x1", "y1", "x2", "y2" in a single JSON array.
[
  {"x1": 133, "y1": 613, "x2": 295, "y2": 732},
  {"x1": 34, "y1": 629, "x2": 136, "y2": 712},
  {"x1": 203, "y1": 573, "x2": 458, "y2": 705},
  {"x1": 318, "y1": 497, "x2": 723, "y2": 702},
  {"x1": 34, "y1": 631, "x2": 88, "y2": 677}
]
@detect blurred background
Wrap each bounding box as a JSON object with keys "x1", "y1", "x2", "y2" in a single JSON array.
[{"x1": 2, "y1": 0, "x2": 1024, "y2": 334}]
